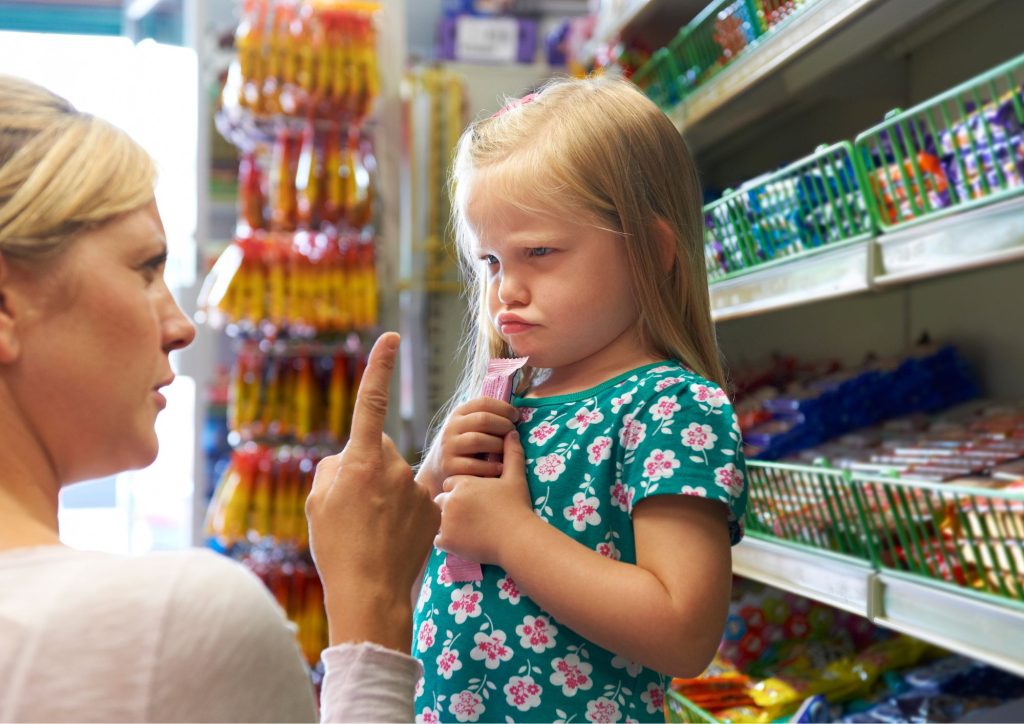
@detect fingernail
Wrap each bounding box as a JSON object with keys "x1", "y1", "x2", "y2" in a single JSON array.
[
  {"x1": 386, "y1": 333, "x2": 399, "y2": 351},
  {"x1": 510, "y1": 430, "x2": 519, "y2": 441}
]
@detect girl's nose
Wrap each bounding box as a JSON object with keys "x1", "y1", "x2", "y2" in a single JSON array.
[{"x1": 497, "y1": 269, "x2": 528, "y2": 305}]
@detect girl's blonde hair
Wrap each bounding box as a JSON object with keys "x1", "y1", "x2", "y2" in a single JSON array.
[
  {"x1": 0, "y1": 75, "x2": 155, "y2": 262},
  {"x1": 438, "y1": 75, "x2": 723, "y2": 438}
]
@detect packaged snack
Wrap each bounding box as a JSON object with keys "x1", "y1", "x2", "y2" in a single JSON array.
[{"x1": 445, "y1": 356, "x2": 529, "y2": 582}]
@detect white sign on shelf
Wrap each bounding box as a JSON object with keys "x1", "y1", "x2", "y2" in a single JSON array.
[{"x1": 455, "y1": 16, "x2": 520, "y2": 63}]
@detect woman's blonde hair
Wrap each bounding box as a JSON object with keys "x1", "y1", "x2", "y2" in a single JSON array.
[
  {"x1": 0, "y1": 75, "x2": 155, "y2": 262},
  {"x1": 436, "y1": 74, "x2": 724, "y2": 440}
]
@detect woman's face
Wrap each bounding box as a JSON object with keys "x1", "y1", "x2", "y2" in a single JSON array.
[{"x1": 7, "y1": 201, "x2": 195, "y2": 484}]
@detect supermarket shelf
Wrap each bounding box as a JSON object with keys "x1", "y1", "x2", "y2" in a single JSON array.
[
  {"x1": 669, "y1": 0, "x2": 949, "y2": 152},
  {"x1": 874, "y1": 572, "x2": 1024, "y2": 678},
  {"x1": 734, "y1": 539, "x2": 1024, "y2": 677},
  {"x1": 873, "y1": 193, "x2": 1024, "y2": 287},
  {"x1": 578, "y1": 0, "x2": 704, "y2": 67},
  {"x1": 733, "y1": 536, "x2": 875, "y2": 618},
  {"x1": 709, "y1": 239, "x2": 874, "y2": 321}
]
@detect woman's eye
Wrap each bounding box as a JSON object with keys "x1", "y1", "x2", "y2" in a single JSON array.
[
  {"x1": 140, "y1": 254, "x2": 168, "y2": 282},
  {"x1": 528, "y1": 247, "x2": 553, "y2": 258}
]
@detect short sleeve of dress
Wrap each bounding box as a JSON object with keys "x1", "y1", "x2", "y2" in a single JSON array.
[{"x1": 618, "y1": 371, "x2": 748, "y2": 544}]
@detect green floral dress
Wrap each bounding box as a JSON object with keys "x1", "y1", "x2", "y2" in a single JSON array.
[{"x1": 413, "y1": 361, "x2": 748, "y2": 723}]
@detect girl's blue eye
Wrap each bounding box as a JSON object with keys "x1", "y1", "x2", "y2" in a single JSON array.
[
  {"x1": 529, "y1": 247, "x2": 552, "y2": 257},
  {"x1": 482, "y1": 254, "x2": 499, "y2": 265}
]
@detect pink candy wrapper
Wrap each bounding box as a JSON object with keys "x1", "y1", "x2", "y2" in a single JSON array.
[{"x1": 445, "y1": 356, "x2": 528, "y2": 582}]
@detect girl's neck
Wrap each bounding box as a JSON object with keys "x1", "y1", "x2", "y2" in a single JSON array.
[{"x1": 527, "y1": 351, "x2": 662, "y2": 398}]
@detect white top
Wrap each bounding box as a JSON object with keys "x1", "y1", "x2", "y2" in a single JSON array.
[{"x1": 0, "y1": 545, "x2": 420, "y2": 723}]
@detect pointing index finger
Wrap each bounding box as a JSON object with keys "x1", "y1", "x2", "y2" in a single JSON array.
[{"x1": 349, "y1": 332, "x2": 399, "y2": 448}]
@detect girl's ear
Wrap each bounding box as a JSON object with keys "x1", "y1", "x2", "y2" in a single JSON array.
[
  {"x1": 0, "y1": 253, "x2": 22, "y2": 364},
  {"x1": 652, "y1": 217, "x2": 678, "y2": 273}
]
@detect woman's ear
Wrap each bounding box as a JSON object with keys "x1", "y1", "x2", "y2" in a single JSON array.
[
  {"x1": 0, "y1": 253, "x2": 22, "y2": 364},
  {"x1": 652, "y1": 217, "x2": 678, "y2": 273}
]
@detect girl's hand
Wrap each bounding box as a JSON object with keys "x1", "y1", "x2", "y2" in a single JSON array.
[
  {"x1": 425, "y1": 398, "x2": 518, "y2": 496},
  {"x1": 434, "y1": 430, "x2": 537, "y2": 567}
]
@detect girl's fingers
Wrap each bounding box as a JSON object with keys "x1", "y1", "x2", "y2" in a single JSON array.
[{"x1": 446, "y1": 458, "x2": 504, "y2": 479}]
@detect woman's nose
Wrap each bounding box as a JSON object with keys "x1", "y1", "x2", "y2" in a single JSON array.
[{"x1": 162, "y1": 295, "x2": 196, "y2": 353}]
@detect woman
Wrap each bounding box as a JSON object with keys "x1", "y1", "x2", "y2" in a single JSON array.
[{"x1": 0, "y1": 75, "x2": 437, "y2": 722}]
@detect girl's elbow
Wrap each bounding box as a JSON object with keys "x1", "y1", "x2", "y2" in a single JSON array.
[{"x1": 661, "y1": 621, "x2": 724, "y2": 678}]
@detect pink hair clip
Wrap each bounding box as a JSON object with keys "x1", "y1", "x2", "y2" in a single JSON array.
[{"x1": 490, "y1": 92, "x2": 538, "y2": 119}]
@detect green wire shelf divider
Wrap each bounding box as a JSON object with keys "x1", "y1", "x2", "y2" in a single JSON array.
[
  {"x1": 665, "y1": 689, "x2": 720, "y2": 724},
  {"x1": 704, "y1": 141, "x2": 875, "y2": 282},
  {"x1": 632, "y1": 0, "x2": 817, "y2": 111},
  {"x1": 854, "y1": 51, "x2": 1024, "y2": 231},
  {"x1": 850, "y1": 472, "x2": 1024, "y2": 609}
]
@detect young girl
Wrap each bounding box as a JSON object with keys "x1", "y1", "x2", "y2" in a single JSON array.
[{"x1": 414, "y1": 76, "x2": 748, "y2": 723}]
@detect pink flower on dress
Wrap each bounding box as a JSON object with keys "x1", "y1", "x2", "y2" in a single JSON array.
[
  {"x1": 469, "y1": 630, "x2": 514, "y2": 669},
  {"x1": 448, "y1": 689, "x2": 484, "y2": 723},
  {"x1": 438, "y1": 563, "x2": 453, "y2": 585},
  {"x1": 417, "y1": 575, "x2": 432, "y2": 612},
  {"x1": 416, "y1": 707, "x2": 439, "y2": 724},
  {"x1": 596, "y1": 540, "x2": 621, "y2": 560},
  {"x1": 609, "y1": 480, "x2": 633, "y2": 512},
  {"x1": 415, "y1": 677, "x2": 425, "y2": 698},
  {"x1": 529, "y1": 422, "x2": 559, "y2": 445},
  {"x1": 653, "y1": 365, "x2": 675, "y2": 373},
  {"x1": 714, "y1": 463, "x2": 745, "y2": 498},
  {"x1": 691, "y1": 383, "x2": 729, "y2": 408},
  {"x1": 655, "y1": 376, "x2": 683, "y2": 392},
  {"x1": 534, "y1": 453, "x2": 566, "y2": 482},
  {"x1": 642, "y1": 449, "x2": 680, "y2": 481},
  {"x1": 417, "y1": 618, "x2": 437, "y2": 653},
  {"x1": 650, "y1": 395, "x2": 681, "y2": 421},
  {"x1": 681, "y1": 422, "x2": 718, "y2": 451},
  {"x1": 640, "y1": 683, "x2": 665, "y2": 715},
  {"x1": 587, "y1": 435, "x2": 613, "y2": 465},
  {"x1": 519, "y1": 407, "x2": 536, "y2": 423},
  {"x1": 497, "y1": 575, "x2": 521, "y2": 604},
  {"x1": 503, "y1": 675, "x2": 543, "y2": 712},
  {"x1": 564, "y1": 492, "x2": 601, "y2": 531},
  {"x1": 680, "y1": 485, "x2": 708, "y2": 497},
  {"x1": 611, "y1": 390, "x2": 634, "y2": 413},
  {"x1": 436, "y1": 648, "x2": 463, "y2": 679},
  {"x1": 516, "y1": 615, "x2": 558, "y2": 653},
  {"x1": 550, "y1": 654, "x2": 593, "y2": 697},
  {"x1": 448, "y1": 584, "x2": 483, "y2": 624},
  {"x1": 586, "y1": 696, "x2": 622, "y2": 722},
  {"x1": 618, "y1": 414, "x2": 647, "y2": 450},
  {"x1": 566, "y1": 406, "x2": 604, "y2": 432}
]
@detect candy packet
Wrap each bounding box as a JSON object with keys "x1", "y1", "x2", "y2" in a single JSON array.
[{"x1": 445, "y1": 356, "x2": 529, "y2": 582}]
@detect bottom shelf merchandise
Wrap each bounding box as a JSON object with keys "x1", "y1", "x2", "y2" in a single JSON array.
[{"x1": 666, "y1": 580, "x2": 1024, "y2": 723}]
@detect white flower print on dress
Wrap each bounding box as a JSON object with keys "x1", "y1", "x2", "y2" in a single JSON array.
[
  {"x1": 529, "y1": 421, "x2": 559, "y2": 445},
  {"x1": 650, "y1": 395, "x2": 681, "y2": 421},
  {"x1": 609, "y1": 480, "x2": 633, "y2": 513},
  {"x1": 654, "y1": 376, "x2": 683, "y2": 392},
  {"x1": 586, "y1": 696, "x2": 622, "y2": 722},
  {"x1": 680, "y1": 484, "x2": 708, "y2": 497},
  {"x1": 437, "y1": 562, "x2": 453, "y2": 586},
  {"x1": 681, "y1": 422, "x2": 718, "y2": 452},
  {"x1": 519, "y1": 407, "x2": 536, "y2": 423},
  {"x1": 596, "y1": 540, "x2": 621, "y2": 560},
  {"x1": 611, "y1": 654, "x2": 643, "y2": 677},
  {"x1": 448, "y1": 689, "x2": 484, "y2": 723},
  {"x1": 436, "y1": 648, "x2": 463, "y2": 679},
  {"x1": 417, "y1": 575, "x2": 432, "y2": 613},
  {"x1": 417, "y1": 618, "x2": 437, "y2": 653},
  {"x1": 652, "y1": 365, "x2": 674, "y2": 373},
  {"x1": 715, "y1": 463, "x2": 745, "y2": 498},
  {"x1": 503, "y1": 675, "x2": 543, "y2": 712},
  {"x1": 610, "y1": 390, "x2": 634, "y2": 414},
  {"x1": 640, "y1": 682, "x2": 665, "y2": 715},
  {"x1": 550, "y1": 654, "x2": 594, "y2": 697},
  {"x1": 618, "y1": 414, "x2": 647, "y2": 450},
  {"x1": 564, "y1": 492, "x2": 601, "y2": 531},
  {"x1": 534, "y1": 453, "x2": 566, "y2": 482},
  {"x1": 415, "y1": 677, "x2": 425, "y2": 698},
  {"x1": 448, "y1": 585, "x2": 483, "y2": 623},
  {"x1": 516, "y1": 615, "x2": 558, "y2": 653},
  {"x1": 587, "y1": 435, "x2": 613, "y2": 465},
  {"x1": 497, "y1": 575, "x2": 521, "y2": 604},
  {"x1": 642, "y1": 449, "x2": 680, "y2": 481},
  {"x1": 416, "y1": 707, "x2": 439, "y2": 724},
  {"x1": 691, "y1": 383, "x2": 729, "y2": 408},
  {"x1": 566, "y1": 406, "x2": 604, "y2": 433},
  {"x1": 469, "y1": 630, "x2": 514, "y2": 670}
]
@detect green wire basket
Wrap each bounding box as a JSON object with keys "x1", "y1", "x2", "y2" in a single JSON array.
[
  {"x1": 855, "y1": 51, "x2": 1024, "y2": 231},
  {"x1": 665, "y1": 688, "x2": 720, "y2": 724},
  {"x1": 704, "y1": 142, "x2": 875, "y2": 282}
]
